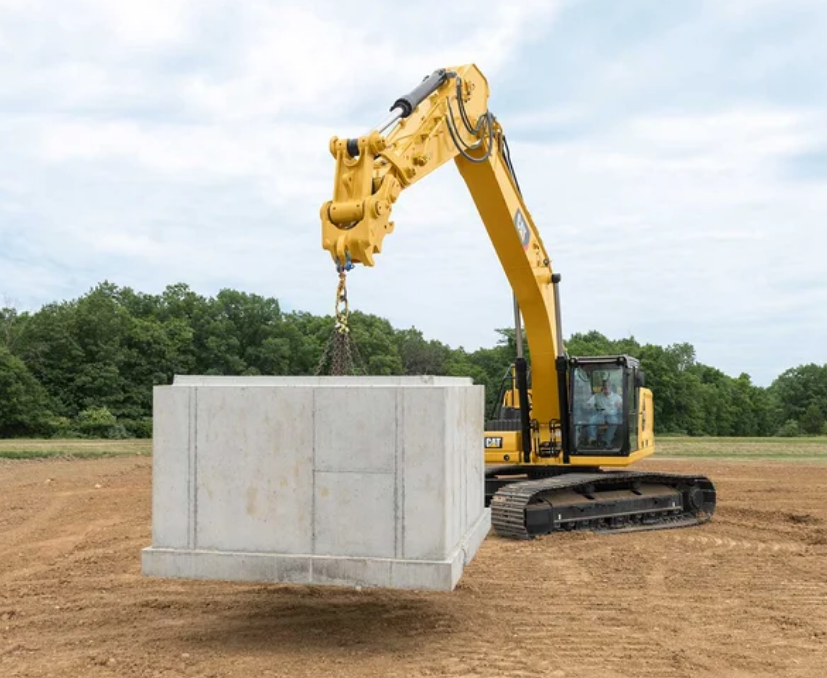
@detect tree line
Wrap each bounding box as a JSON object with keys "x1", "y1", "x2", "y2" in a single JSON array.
[{"x1": 1, "y1": 282, "x2": 824, "y2": 439}]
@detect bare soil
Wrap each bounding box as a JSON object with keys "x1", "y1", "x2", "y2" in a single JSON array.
[{"x1": 1, "y1": 456, "x2": 826, "y2": 677}]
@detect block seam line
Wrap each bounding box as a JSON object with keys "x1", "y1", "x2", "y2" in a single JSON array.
[
  {"x1": 393, "y1": 388, "x2": 405, "y2": 558},
  {"x1": 186, "y1": 386, "x2": 196, "y2": 550},
  {"x1": 311, "y1": 387, "x2": 317, "y2": 555},
  {"x1": 142, "y1": 547, "x2": 464, "y2": 567},
  {"x1": 194, "y1": 386, "x2": 199, "y2": 550}
]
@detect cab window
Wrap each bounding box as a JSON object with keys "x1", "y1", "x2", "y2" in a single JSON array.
[{"x1": 571, "y1": 366, "x2": 624, "y2": 451}]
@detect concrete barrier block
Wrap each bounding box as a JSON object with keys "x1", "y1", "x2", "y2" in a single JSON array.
[{"x1": 141, "y1": 375, "x2": 490, "y2": 591}]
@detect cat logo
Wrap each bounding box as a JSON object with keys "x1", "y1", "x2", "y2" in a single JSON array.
[
  {"x1": 514, "y1": 208, "x2": 530, "y2": 250},
  {"x1": 484, "y1": 436, "x2": 503, "y2": 449}
]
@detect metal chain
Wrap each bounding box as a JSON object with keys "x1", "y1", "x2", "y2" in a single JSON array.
[
  {"x1": 313, "y1": 331, "x2": 335, "y2": 375},
  {"x1": 314, "y1": 268, "x2": 367, "y2": 376},
  {"x1": 334, "y1": 270, "x2": 349, "y2": 332}
]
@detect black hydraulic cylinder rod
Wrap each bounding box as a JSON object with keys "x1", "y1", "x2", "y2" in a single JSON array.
[
  {"x1": 391, "y1": 69, "x2": 453, "y2": 118},
  {"x1": 515, "y1": 357, "x2": 532, "y2": 463},
  {"x1": 556, "y1": 355, "x2": 571, "y2": 463},
  {"x1": 348, "y1": 69, "x2": 455, "y2": 158}
]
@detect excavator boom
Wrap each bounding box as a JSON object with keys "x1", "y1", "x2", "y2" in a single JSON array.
[{"x1": 321, "y1": 64, "x2": 563, "y2": 446}]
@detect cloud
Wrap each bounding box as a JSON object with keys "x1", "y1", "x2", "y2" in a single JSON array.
[
  {"x1": 0, "y1": 0, "x2": 825, "y2": 388},
  {"x1": 0, "y1": 0, "x2": 562, "y2": 307},
  {"x1": 781, "y1": 148, "x2": 827, "y2": 181},
  {"x1": 502, "y1": 102, "x2": 827, "y2": 384}
]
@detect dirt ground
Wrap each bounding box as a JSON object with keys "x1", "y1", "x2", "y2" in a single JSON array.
[{"x1": 1, "y1": 456, "x2": 825, "y2": 678}]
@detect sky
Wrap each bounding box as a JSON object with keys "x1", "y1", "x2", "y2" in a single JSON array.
[{"x1": 1, "y1": 0, "x2": 825, "y2": 387}]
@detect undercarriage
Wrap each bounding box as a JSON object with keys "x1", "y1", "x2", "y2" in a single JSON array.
[{"x1": 486, "y1": 465, "x2": 717, "y2": 540}]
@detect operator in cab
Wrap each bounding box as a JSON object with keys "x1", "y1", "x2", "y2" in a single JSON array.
[{"x1": 586, "y1": 379, "x2": 622, "y2": 447}]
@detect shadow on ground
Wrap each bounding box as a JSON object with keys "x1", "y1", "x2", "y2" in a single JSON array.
[{"x1": 129, "y1": 583, "x2": 460, "y2": 656}]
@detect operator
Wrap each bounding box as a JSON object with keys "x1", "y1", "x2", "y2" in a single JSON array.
[{"x1": 586, "y1": 380, "x2": 622, "y2": 446}]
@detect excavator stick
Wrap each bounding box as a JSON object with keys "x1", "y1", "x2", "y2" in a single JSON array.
[{"x1": 489, "y1": 470, "x2": 716, "y2": 540}]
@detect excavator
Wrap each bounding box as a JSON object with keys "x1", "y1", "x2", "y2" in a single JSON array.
[{"x1": 319, "y1": 64, "x2": 716, "y2": 540}]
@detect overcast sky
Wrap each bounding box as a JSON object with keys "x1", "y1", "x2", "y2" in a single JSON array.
[{"x1": 1, "y1": 0, "x2": 825, "y2": 386}]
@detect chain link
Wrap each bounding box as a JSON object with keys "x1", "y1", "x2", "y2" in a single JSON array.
[
  {"x1": 334, "y1": 270, "x2": 349, "y2": 335},
  {"x1": 314, "y1": 268, "x2": 367, "y2": 376}
]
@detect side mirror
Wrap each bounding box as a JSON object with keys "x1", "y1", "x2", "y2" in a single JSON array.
[{"x1": 635, "y1": 370, "x2": 646, "y2": 388}]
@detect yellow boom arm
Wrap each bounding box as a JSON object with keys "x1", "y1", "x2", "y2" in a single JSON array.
[{"x1": 320, "y1": 64, "x2": 565, "y2": 456}]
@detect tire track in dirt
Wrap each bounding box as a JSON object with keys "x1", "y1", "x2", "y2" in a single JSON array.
[
  {"x1": 667, "y1": 532, "x2": 807, "y2": 553},
  {"x1": 0, "y1": 491, "x2": 75, "y2": 554}
]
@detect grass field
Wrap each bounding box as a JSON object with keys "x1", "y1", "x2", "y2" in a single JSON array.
[
  {"x1": 1, "y1": 436, "x2": 826, "y2": 460},
  {"x1": 0, "y1": 438, "x2": 151, "y2": 459},
  {"x1": 655, "y1": 436, "x2": 827, "y2": 461}
]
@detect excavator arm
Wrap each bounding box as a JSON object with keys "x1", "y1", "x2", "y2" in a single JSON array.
[{"x1": 320, "y1": 64, "x2": 566, "y2": 459}]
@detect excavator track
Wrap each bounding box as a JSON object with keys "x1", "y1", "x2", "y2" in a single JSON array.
[{"x1": 490, "y1": 471, "x2": 716, "y2": 540}]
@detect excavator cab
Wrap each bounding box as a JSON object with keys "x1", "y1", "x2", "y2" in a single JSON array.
[
  {"x1": 486, "y1": 354, "x2": 648, "y2": 461},
  {"x1": 568, "y1": 355, "x2": 645, "y2": 457}
]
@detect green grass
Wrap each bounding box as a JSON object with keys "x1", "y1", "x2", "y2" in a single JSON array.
[
  {"x1": 0, "y1": 438, "x2": 151, "y2": 460},
  {"x1": 2, "y1": 436, "x2": 826, "y2": 462},
  {"x1": 655, "y1": 436, "x2": 827, "y2": 461}
]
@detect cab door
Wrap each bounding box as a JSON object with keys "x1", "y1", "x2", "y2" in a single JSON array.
[{"x1": 569, "y1": 364, "x2": 629, "y2": 456}]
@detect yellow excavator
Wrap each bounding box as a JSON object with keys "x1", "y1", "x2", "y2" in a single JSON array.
[{"x1": 319, "y1": 64, "x2": 716, "y2": 539}]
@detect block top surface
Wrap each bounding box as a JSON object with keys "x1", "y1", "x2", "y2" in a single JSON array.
[{"x1": 171, "y1": 375, "x2": 473, "y2": 387}]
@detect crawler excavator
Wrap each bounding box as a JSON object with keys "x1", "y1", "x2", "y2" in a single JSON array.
[{"x1": 319, "y1": 64, "x2": 716, "y2": 539}]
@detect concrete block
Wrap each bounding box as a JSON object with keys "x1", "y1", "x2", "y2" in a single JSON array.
[{"x1": 141, "y1": 375, "x2": 490, "y2": 591}]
